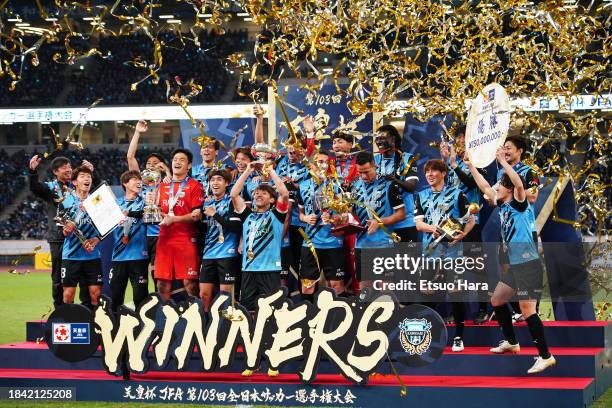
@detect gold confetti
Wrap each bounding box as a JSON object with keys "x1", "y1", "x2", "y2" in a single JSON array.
[{"x1": 0, "y1": 0, "x2": 608, "y2": 236}]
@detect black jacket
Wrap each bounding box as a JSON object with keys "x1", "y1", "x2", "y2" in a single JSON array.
[{"x1": 29, "y1": 168, "x2": 101, "y2": 243}]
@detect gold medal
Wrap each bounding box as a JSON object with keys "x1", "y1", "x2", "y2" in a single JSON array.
[
  {"x1": 301, "y1": 278, "x2": 318, "y2": 289},
  {"x1": 247, "y1": 249, "x2": 255, "y2": 260}
]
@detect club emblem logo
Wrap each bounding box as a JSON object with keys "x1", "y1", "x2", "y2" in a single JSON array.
[{"x1": 399, "y1": 318, "x2": 432, "y2": 355}]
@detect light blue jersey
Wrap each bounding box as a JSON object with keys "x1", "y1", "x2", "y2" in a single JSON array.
[
  {"x1": 375, "y1": 151, "x2": 418, "y2": 228},
  {"x1": 351, "y1": 177, "x2": 404, "y2": 249},
  {"x1": 112, "y1": 196, "x2": 148, "y2": 261},
  {"x1": 276, "y1": 155, "x2": 310, "y2": 227},
  {"x1": 202, "y1": 194, "x2": 240, "y2": 260},
  {"x1": 297, "y1": 178, "x2": 343, "y2": 249},
  {"x1": 499, "y1": 198, "x2": 539, "y2": 265},
  {"x1": 496, "y1": 162, "x2": 539, "y2": 233},
  {"x1": 415, "y1": 185, "x2": 468, "y2": 258},
  {"x1": 237, "y1": 205, "x2": 287, "y2": 272},
  {"x1": 60, "y1": 194, "x2": 101, "y2": 260}
]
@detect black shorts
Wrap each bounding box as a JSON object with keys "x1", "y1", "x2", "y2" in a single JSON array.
[
  {"x1": 147, "y1": 235, "x2": 158, "y2": 264},
  {"x1": 280, "y1": 246, "x2": 292, "y2": 279},
  {"x1": 199, "y1": 257, "x2": 240, "y2": 284},
  {"x1": 300, "y1": 247, "x2": 345, "y2": 282},
  {"x1": 500, "y1": 259, "x2": 543, "y2": 300},
  {"x1": 463, "y1": 224, "x2": 483, "y2": 261},
  {"x1": 61, "y1": 259, "x2": 102, "y2": 287},
  {"x1": 464, "y1": 223, "x2": 482, "y2": 243},
  {"x1": 239, "y1": 271, "x2": 281, "y2": 312},
  {"x1": 109, "y1": 259, "x2": 149, "y2": 286},
  {"x1": 395, "y1": 227, "x2": 418, "y2": 243},
  {"x1": 109, "y1": 259, "x2": 149, "y2": 311}
]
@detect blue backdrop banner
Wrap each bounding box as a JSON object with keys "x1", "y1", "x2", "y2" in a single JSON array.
[
  {"x1": 274, "y1": 83, "x2": 373, "y2": 150},
  {"x1": 179, "y1": 118, "x2": 255, "y2": 167}
]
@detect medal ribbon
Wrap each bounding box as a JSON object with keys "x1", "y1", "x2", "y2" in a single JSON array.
[
  {"x1": 214, "y1": 198, "x2": 225, "y2": 242},
  {"x1": 337, "y1": 156, "x2": 352, "y2": 182},
  {"x1": 247, "y1": 211, "x2": 268, "y2": 255},
  {"x1": 168, "y1": 177, "x2": 189, "y2": 215}
]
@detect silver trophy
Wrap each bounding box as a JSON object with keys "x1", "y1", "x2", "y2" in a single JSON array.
[
  {"x1": 141, "y1": 168, "x2": 162, "y2": 224},
  {"x1": 54, "y1": 211, "x2": 92, "y2": 253},
  {"x1": 250, "y1": 143, "x2": 277, "y2": 178},
  {"x1": 313, "y1": 189, "x2": 330, "y2": 224}
]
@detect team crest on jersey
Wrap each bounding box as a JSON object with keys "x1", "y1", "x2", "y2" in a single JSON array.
[{"x1": 399, "y1": 318, "x2": 432, "y2": 355}]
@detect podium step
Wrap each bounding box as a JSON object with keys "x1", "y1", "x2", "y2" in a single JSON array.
[
  {"x1": 444, "y1": 321, "x2": 610, "y2": 348},
  {"x1": 1, "y1": 341, "x2": 610, "y2": 398},
  {"x1": 26, "y1": 320, "x2": 611, "y2": 347}
]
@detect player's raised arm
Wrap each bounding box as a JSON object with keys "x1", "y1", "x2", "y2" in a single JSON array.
[
  {"x1": 268, "y1": 167, "x2": 289, "y2": 207},
  {"x1": 496, "y1": 148, "x2": 526, "y2": 203},
  {"x1": 253, "y1": 105, "x2": 265, "y2": 145},
  {"x1": 127, "y1": 120, "x2": 148, "y2": 171},
  {"x1": 230, "y1": 161, "x2": 254, "y2": 213},
  {"x1": 466, "y1": 151, "x2": 497, "y2": 205}
]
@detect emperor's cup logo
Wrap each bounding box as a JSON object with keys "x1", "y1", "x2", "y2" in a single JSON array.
[{"x1": 53, "y1": 323, "x2": 70, "y2": 343}]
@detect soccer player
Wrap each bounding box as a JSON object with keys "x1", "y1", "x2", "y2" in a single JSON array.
[
  {"x1": 440, "y1": 129, "x2": 489, "y2": 324},
  {"x1": 231, "y1": 147, "x2": 255, "y2": 203},
  {"x1": 127, "y1": 120, "x2": 170, "y2": 176},
  {"x1": 155, "y1": 149, "x2": 204, "y2": 300},
  {"x1": 374, "y1": 125, "x2": 419, "y2": 242},
  {"x1": 331, "y1": 131, "x2": 358, "y2": 187},
  {"x1": 199, "y1": 169, "x2": 242, "y2": 312},
  {"x1": 230, "y1": 161, "x2": 289, "y2": 313},
  {"x1": 276, "y1": 139, "x2": 311, "y2": 285},
  {"x1": 243, "y1": 162, "x2": 294, "y2": 290},
  {"x1": 59, "y1": 166, "x2": 102, "y2": 306},
  {"x1": 492, "y1": 136, "x2": 539, "y2": 240},
  {"x1": 29, "y1": 155, "x2": 95, "y2": 308},
  {"x1": 467, "y1": 148, "x2": 555, "y2": 373},
  {"x1": 193, "y1": 138, "x2": 222, "y2": 197},
  {"x1": 297, "y1": 151, "x2": 346, "y2": 302},
  {"x1": 414, "y1": 159, "x2": 475, "y2": 352},
  {"x1": 126, "y1": 119, "x2": 170, "y2": 283},
  {"x1": 351, "y1": 151, "x2": 405, "y2": 288},
  {"x1": 493, "y1": 136, "x2": 540, "y2": 321},
  {"x1": 329, "y1": 130, "x2": 359, "y2": 294},
  {"x1": 109, "y1": 170, "x2": 149, "y2": 312}
]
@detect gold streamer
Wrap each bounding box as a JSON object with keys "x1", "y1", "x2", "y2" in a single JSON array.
[
  {"x1": 298, "y1": 227, "x2": 321, "y2": 288},
  {"x1": 350, "y1": 198, "x2": 401, "y2": 243}
]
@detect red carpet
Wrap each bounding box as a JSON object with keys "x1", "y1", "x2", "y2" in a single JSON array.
[
  {"x1": 1, "y1": 342, "x2": 603, "y2": 356},
  {"x1": 0, "y1": 368, "x2": 594, "y2": 389},
  {"x1": 439, "y1": 346, "x2": 604, "y2": 355},
  {"x1": 449, "y1": 320, "x2": 608, "y2": 327}
]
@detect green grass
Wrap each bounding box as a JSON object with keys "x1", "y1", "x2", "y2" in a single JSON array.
[
  {"x1": 0, "y1": 272, "x2": 53, "y2": 345},
  {"x1": 0, "y1": 270, "x2": 154, "y2": 345},
  {"x1": 592, "y1": 387, "x2": 612, "y2": 407}
]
